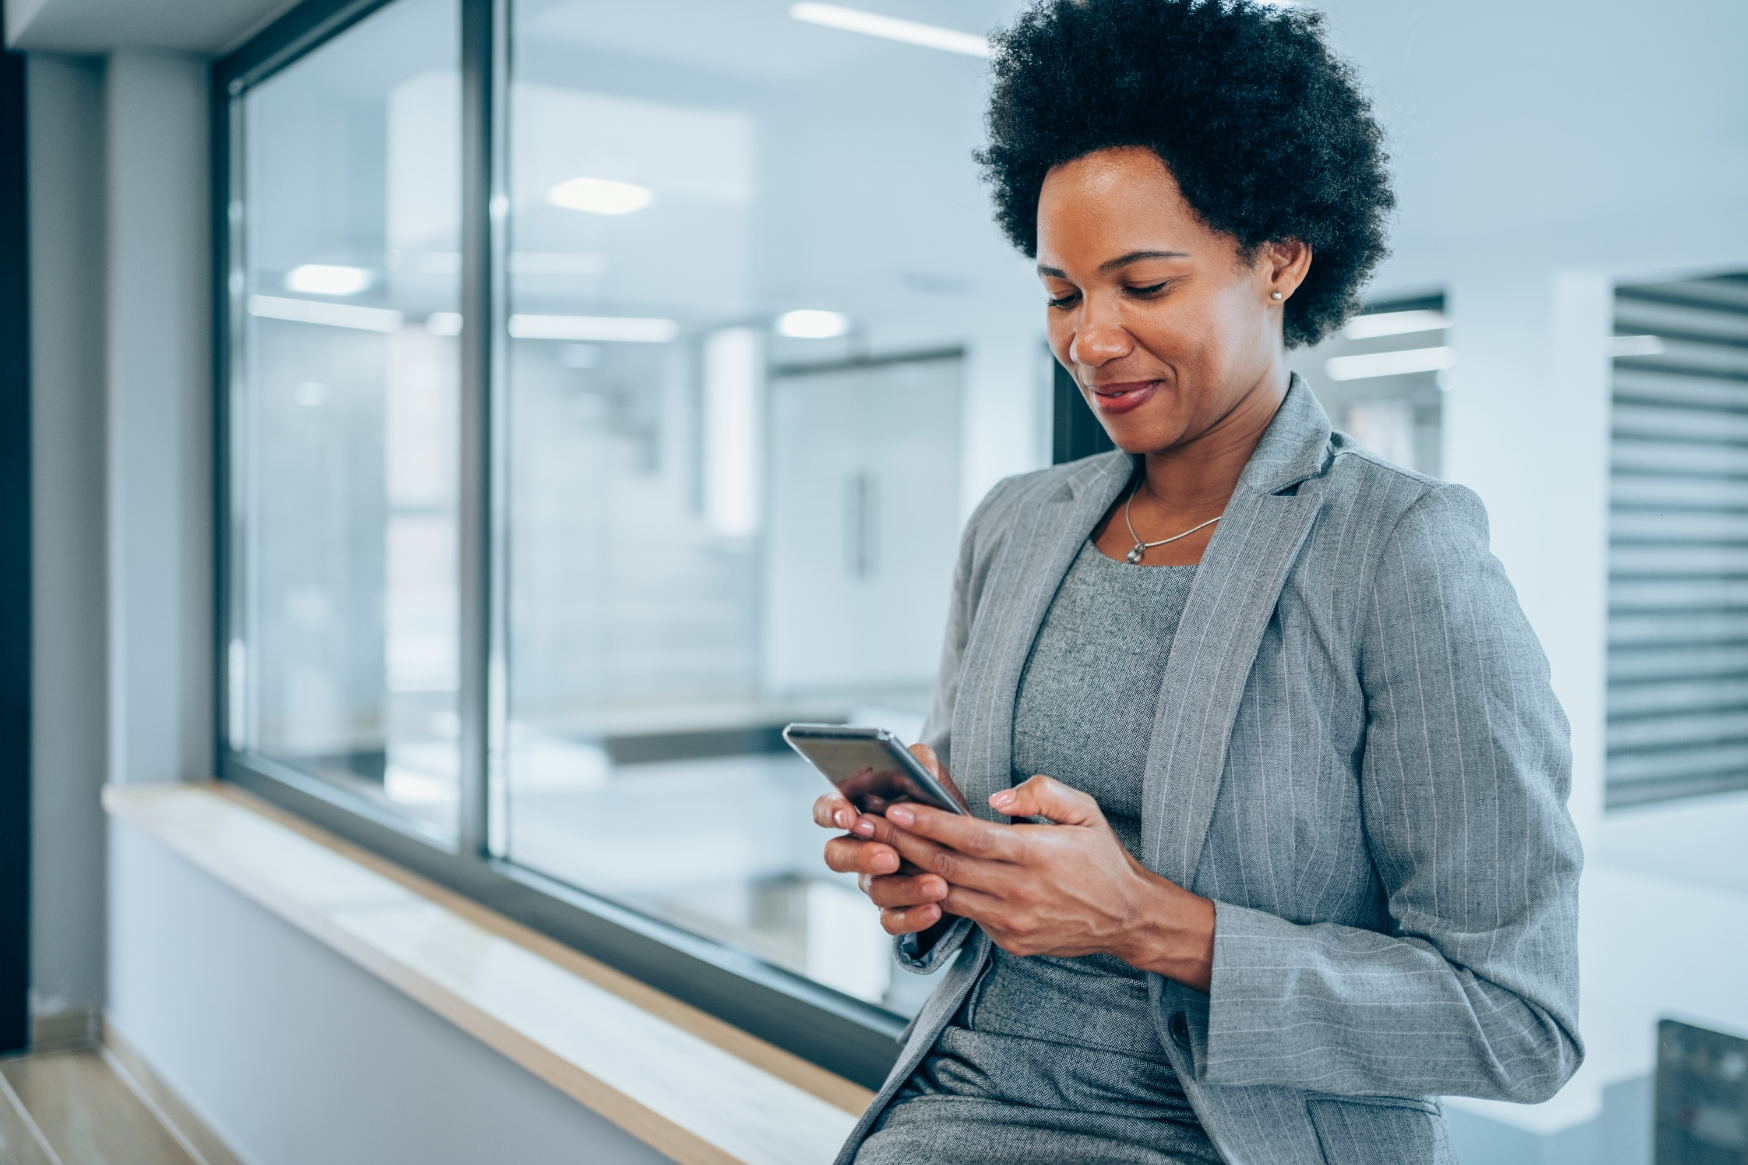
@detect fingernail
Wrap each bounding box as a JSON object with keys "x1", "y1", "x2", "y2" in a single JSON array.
[
  {"x1": 834, "y1": 809, "x2": 850, "y2": 829},
  {"x1": 887, "y1": 805, "x2": 914, "y2": 826},
  {"x1": 990, "y1": 790, "x2": 1015, "y2": 808},
  {"x1": 873, "y1": 852, "x2": 898, "y2": 873},
  {"x1": 852, "y1": 818, "x2": 875, "y2": 838}
]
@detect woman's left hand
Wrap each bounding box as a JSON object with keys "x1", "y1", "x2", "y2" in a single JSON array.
[{"x1": 881, "y1": 774, "x2": 1216, "y2": 992}]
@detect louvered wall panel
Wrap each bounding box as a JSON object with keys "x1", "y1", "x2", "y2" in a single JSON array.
[{"x1": 1607, "y1": 273, "x2": 1748, "y2": 806}]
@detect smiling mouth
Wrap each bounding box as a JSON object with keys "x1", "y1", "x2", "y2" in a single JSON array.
[{"x1": 1086, "y1": 380, "x2": 1159, "y2": 415}]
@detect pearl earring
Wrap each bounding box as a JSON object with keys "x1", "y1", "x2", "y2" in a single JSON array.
[{"x1": 1271, "y1": 291, "x2": 1283, "y2": 301}]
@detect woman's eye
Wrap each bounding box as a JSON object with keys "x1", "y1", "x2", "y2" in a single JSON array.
[
  {"x1": 1046, "y1": 292, "x2": 1081, "y2": 309},
  {"x1": 1126, "y1": 281, "x2": 1170, "y2": 297}
]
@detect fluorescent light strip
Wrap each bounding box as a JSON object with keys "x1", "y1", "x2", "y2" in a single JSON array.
[
  {"x1": 776, "y1": 309, "x2": 851, "y2": 338},
  {"x1": 507, "y1": 314, "x2": 678, "y2": 343},
  {"x1": 789, "y1": 2, "x2": 991, "y2": 57},
  {"x1": 1343, "y1": 309, "x2": 1449, "y2": 340},
  {"x1": 248, "y1": 295, "x2": 402, "y2": 333},
  {"x1": 1325, "y1": 346, "x2": 1455, "y2": 382},
  {"x1": 1609, "y1": 334, "x2": 1664, "y2": 358},
  {"x1": 548, "y1": 177, "x2": 653, "y2": 215},
  {"x1": 285, "y1": 264, "x2": 372, "y2": 296}
]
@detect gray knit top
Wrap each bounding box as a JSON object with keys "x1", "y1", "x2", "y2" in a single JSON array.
[{"x1": 885, "y1": 540, "x2": 1216, "y2": 1158}]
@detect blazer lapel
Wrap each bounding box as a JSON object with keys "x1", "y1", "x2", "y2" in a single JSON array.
[
  {"x1": 951, "y1": 451, "x2": 1135, "y2": 819},
  {"x1": 1139, "y1": 377, "x2": 1331, "y2": 884}
]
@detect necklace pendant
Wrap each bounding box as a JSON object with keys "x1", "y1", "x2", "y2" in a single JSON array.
[{"x1": 1125, "y1": 544, "x2": 1145, "y2": 564}]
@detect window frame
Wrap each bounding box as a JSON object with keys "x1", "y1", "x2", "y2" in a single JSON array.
[{"x1": 210, "y1": 0, "x2": 908, "y2": 1090}]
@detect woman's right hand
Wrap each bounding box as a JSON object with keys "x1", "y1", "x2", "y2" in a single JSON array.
[{"x1": 812, "y1": 743, "x2": 956, "y2": 935}]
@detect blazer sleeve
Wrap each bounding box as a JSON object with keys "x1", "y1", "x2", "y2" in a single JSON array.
[
  {"x1": 893, "y1": 474, "x2": 1021, "y2": 974},
  {"x1": 1193, "y1": 483, "x2": 1585, "y2": 1102}
]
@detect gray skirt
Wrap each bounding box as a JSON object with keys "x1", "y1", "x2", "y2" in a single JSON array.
[
  {"x1": 855, "y1": 1096, "x2": 1224, "y2": 1165},
  {"x1": 853, "y1": 1018, "x2": 1225, "y2": 1165}
]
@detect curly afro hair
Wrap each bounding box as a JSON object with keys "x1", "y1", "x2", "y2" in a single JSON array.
[{"x1": 977, "y1": 0, "x2": 1394, "y2": 348}]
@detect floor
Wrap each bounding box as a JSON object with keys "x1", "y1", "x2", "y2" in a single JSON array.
[{"x1": 0, "y1": 1049, "x2": 199, "y2": 1165}]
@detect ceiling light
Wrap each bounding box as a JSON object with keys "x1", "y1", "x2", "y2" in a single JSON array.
[
  {"x1": 248, "y1": 295, "x2": 402, "y2": 333},
  {"x1": 776, "y1": 309, "x2": 851, "y2": 339},
  {"x1": 789, "y1": 2, "x2": 991, "y2": 57},
  {"x1": 284, "y1": 264, "x2": 372, "y2": 296},
  {"x1": 1343, "y1": 309, "x2": 1449, "y2": 340},
  {"x1": 1325, "y1": 346, "x2": 1455, "y2": 382},
  {"x1": 1609, "y1": 334, "x2": 1664, "y2": 358},
  {"x1": 507, "y1": 314, "x2": 677, "y2": 343},
  {"x1": 548, "y1": 177, "x2": 653, "y2": 215}
]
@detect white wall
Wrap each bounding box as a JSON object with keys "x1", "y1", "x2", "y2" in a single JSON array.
[
  {"x1": 104, "y1": 50, "x2": 212, "y2": 789},
  {"x1": 108, "y1": 818, "x2": 679, "y2": 1165},
  {"x1": 27, "y1": 52, "x2": 108, "y2": 1020},
  {"x1": 1333, "y1": 0, "x2": 1748, "y2": 1140}
]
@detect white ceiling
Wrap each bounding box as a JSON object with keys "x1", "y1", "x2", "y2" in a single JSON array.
[
  {"x1": 5, "y1": 0, "x2": 299, "y2": 53},
  {"x1": 8, "y1": 0, "x2": 1744, "y2": 280}
]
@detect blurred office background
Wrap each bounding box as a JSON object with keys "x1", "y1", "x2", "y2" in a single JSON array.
[{"x1": 3, "y1": 0, "x2": 1746, "y2": 1163}]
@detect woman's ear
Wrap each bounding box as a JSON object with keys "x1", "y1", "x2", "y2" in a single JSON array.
[{"x1": 1265, "y1": 239, "x2": 1312, "y2": 302}]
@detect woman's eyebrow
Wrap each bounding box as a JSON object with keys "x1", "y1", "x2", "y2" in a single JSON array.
[
  {"x1": 1035, "y1": 250, "x2": 1190, "y2": 279},
  {"x1": 1099, "y1": 249, "x2": 1188, "y2": 272}
]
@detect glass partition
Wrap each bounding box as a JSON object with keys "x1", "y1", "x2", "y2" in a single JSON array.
[
  {"x1": 500, "y1": 0, "x2": 1038, "y2": 1013},
  {"x1": 229, "y1": 0, "x2": 463, "y2": 838}
]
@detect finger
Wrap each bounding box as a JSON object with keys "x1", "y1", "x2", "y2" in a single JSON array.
[
  {"x1": 813, "y1": 793, "x2": 850, "y2": 829},
  {"x1": 882, "y1": 827, "x2": 1016, "y2": 894},
  {"x1": 812, "y1": 793, "x2": 878, "y2": 839},
  {"x1": 989, "y1": 774, "x2": 1104, "y2": 827},
  {"x1": 884, "y1": 802, "x2": 1026, "y2": 861},
  {"x1": 937, "y1": 882, "x2": 1009, "y2": 924},
  {"x1": 910, "y1": 742, "x2": 942, "y2": 777},
  {"x1": 823, "y1": 837, "x2": 901, "y2": 875},
  {"x1": 860, "y1": 872, "x2": 949, "y2": 910},
  {"x1": 880, "y1": 903, "x2": 943, "y2": 935}
]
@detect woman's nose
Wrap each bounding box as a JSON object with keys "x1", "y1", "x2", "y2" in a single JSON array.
[{"x1": 1068, "y1": 298, "x2": 1131, "y2": 367}]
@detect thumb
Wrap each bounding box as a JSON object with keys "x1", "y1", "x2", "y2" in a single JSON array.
[
  {"x1": 990, "y1": 774, "x2": 1102, "y2": 826},
  {"x1": 910, "y1": 743, "x2": 968, "y2": 811}
]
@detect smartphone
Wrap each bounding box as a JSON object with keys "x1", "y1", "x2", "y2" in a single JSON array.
[{"x1": 783, "y1": 724, "x2": 968, "y2": 817}]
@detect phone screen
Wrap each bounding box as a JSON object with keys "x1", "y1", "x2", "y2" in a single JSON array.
[{"x1": 784, "y1": 727, "x2": 966, "y2": 816}]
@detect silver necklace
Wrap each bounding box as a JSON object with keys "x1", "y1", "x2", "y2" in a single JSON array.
[{"x1": 1122, "y1": 482, "x2": 1222, "y2": 564}]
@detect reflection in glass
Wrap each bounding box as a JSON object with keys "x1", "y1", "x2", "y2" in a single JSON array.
[
  {"x1": 1295, "y1": 293, "x2": 1447, "y2": 476},
  {"x1": 502, "y1": 0, "x2": 1044, "y2": 1014},
  {"x1": 233, "y1": 0, "x2": 462, "y2": 836}
]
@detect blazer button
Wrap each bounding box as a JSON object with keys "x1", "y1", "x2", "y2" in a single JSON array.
[{"x1": 1169, "y1": 1011, "x2": 1191, "y2": 1050}]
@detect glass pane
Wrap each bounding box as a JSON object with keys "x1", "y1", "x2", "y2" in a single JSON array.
[
  {"x1": 503, "y1": 0, "x2": 1045, "y2": 1015},
  {"x1": 232, "y1": 0, "x2": 463, "y2": 838},
  {"x1": 1296, "y1": 293, "x2": 1447, "y2": 478}
]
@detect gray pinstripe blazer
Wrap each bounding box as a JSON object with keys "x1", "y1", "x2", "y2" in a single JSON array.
[{"x1": 836, "y1": 378, "x2": 1583, "y2": 1165}]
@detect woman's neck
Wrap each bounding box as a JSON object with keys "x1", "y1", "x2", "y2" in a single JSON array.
[{"x1": 1138, "y1": 364, "x2": 1289, "y2": 514}]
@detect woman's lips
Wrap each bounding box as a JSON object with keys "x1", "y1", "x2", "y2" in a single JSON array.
[{"x1": 1086, "y1": 380, "x2": 1159, "y2": 415}]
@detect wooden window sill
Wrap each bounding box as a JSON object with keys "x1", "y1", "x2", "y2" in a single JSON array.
[{"x1": 103, "y1": 782, "x2": 872, "y2": 1165}]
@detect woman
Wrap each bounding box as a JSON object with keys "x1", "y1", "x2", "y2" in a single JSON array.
[{"x1": 813, "y1": 1, "x2": 1584, "y2": 1163}]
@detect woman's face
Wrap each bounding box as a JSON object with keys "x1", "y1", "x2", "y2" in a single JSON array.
[{"x1": 1035, "y1": 146, "x2": 1306, "y2": 455}]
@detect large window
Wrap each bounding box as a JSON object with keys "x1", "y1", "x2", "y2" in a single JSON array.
[
  {"x1": 228, "y1": 0, "x2": 463, "y2": 840},
  {"x1": 219, "y1": 0, "x2": 1045, "y2": 1081}
]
